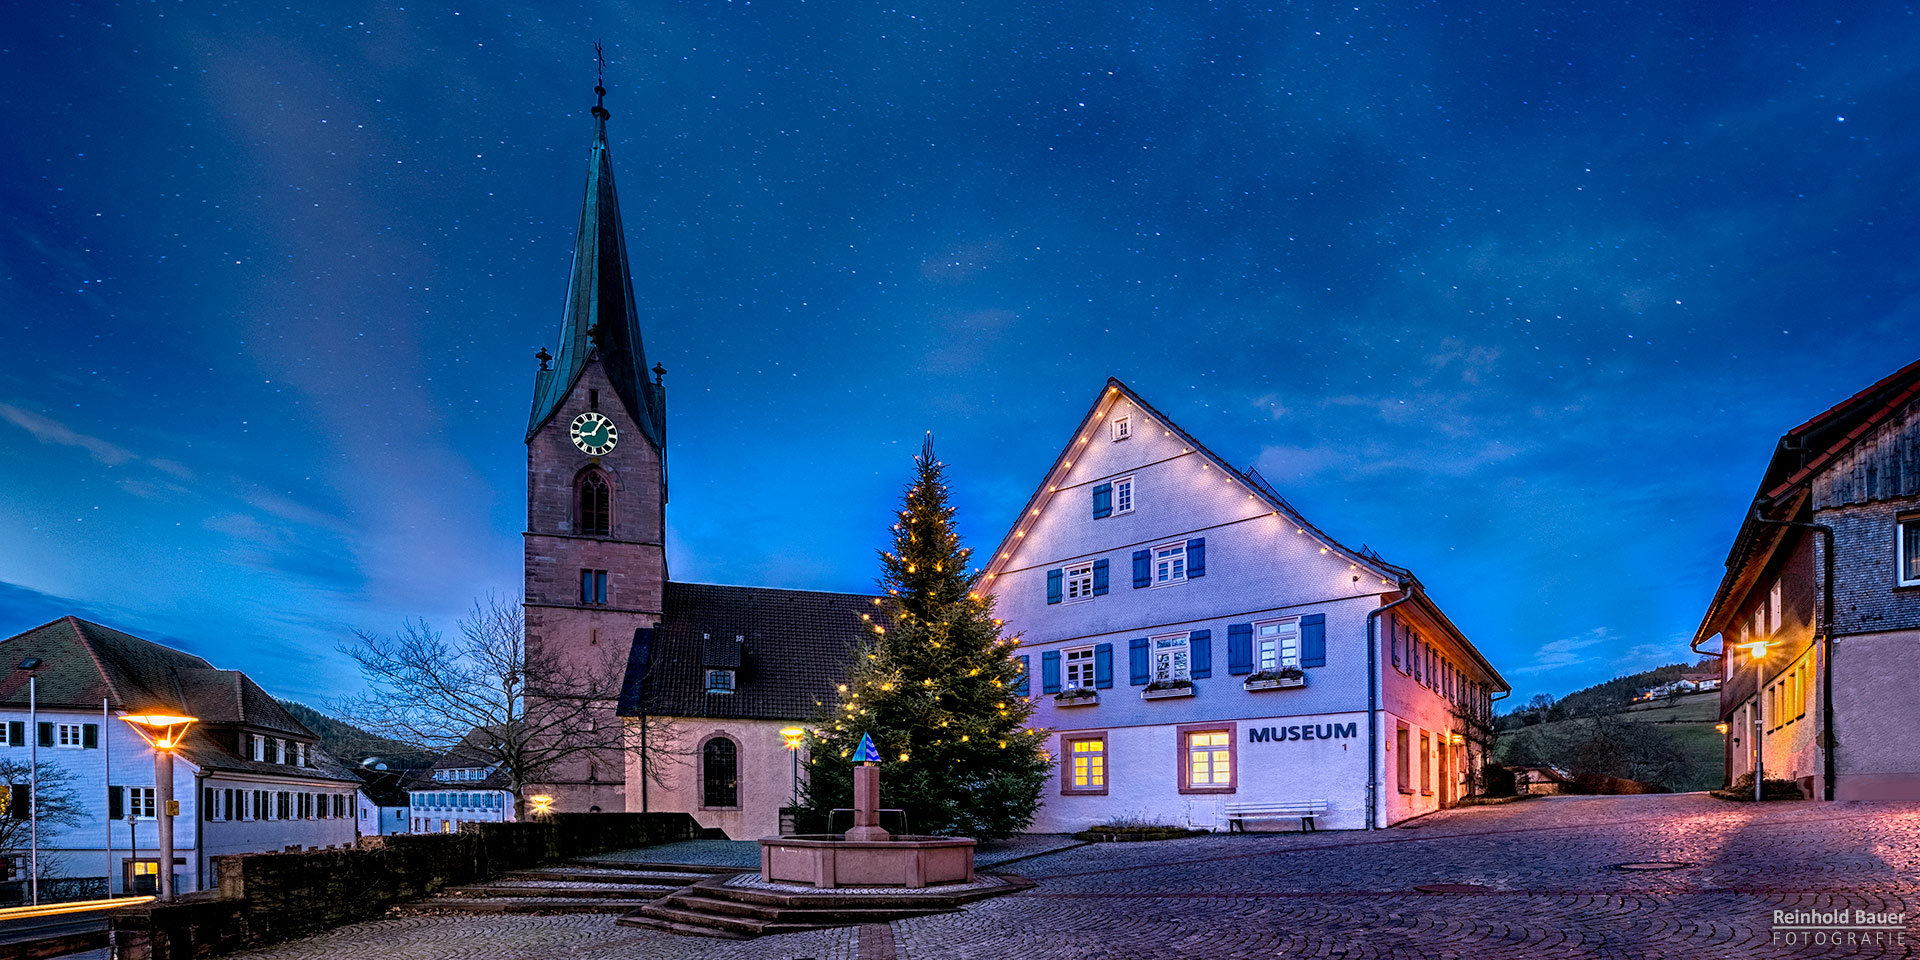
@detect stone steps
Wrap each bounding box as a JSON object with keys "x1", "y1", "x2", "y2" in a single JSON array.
[
  {"x1": 397, "y1": 896, "x2": 660, "y2": 916},
  {"x1": 616, "y1": 873, "x2": 1033, "y2": 938}
]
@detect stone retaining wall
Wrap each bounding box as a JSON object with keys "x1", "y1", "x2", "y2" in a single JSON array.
[{"x1": 110, "y1": 812, "x2": 701, "y2": 960}]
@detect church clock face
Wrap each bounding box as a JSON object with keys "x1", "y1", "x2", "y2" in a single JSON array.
[{"x1": 569, "y1": 411, "x2": 618, "y2": 456}]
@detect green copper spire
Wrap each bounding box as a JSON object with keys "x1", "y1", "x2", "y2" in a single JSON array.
[{"x1": 528, "y1": 67, "x2": 666, "y2": 453}]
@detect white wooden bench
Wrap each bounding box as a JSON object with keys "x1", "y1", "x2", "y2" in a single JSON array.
[{"x1": 1223, "y1": 800, "x2": 1329, "y2": 833}]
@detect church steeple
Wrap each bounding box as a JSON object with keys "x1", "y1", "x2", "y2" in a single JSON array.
[{"x1": 528, "y1": 71, "x2": 666, "y2": 453}]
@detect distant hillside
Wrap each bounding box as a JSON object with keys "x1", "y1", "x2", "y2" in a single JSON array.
[
  {"x1": 1555, "y1": 661, "x2": 1714, "y2": 716},
  {"x1": 280, "y1": 701, "x2": 438, "y2": 769},
  {"x1": 1497, "y1": 691, "x2": 1725, "y2": 792}
]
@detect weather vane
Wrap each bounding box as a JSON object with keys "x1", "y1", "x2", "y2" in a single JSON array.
[{"x1": 593, "y1": 41, "x2": 608, "y2": 118}]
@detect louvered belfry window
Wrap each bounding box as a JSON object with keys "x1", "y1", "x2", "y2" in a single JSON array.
[{"x1": 578, "y1": 472, "x2": 611, "y2": 536}]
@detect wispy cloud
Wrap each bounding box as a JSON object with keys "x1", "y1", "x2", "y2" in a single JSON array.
[{"x1": 0, "y1": 403, "x2": 138, "y2": 466}]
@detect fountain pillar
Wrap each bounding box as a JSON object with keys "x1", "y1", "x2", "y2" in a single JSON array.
[{"x1": 845, "y1": 763, "x2": 890, "y2": 841}]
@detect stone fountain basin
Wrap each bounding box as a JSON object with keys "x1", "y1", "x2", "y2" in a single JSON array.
[{"x1": 759, "y1": 834, "x2": 976, "y2": 889}]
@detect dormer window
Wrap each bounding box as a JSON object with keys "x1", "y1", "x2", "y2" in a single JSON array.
[
  {"x1": 706, "y1": 669, "x2": 736, "y2": 694},
  {"x1": 1112, "y1": 416, "x2": 1131, "y2": 441}
]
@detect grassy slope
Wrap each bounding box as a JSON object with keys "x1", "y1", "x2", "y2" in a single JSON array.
[{"x1": 1497, "y1": 692, "x2": 1725, "y2": 792}]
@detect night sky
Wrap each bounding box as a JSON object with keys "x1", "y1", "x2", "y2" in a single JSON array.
[{"x1": 3, "y1": 2, "x2": 1917, "y2": 707}]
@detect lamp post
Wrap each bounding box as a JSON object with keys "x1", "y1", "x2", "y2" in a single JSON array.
[
  {"x1": 119, "y1": 713, "x2": 196, "y2": 899},
  {"x1": 780, "y1": 727, "x2": 805, "y2": 808},
  {"x1": 14, "y1": 658, "x2": 40, "y2": 906},
  {"x1": 1739, "y1": 639, "x2": 1770, "y2": 803}
]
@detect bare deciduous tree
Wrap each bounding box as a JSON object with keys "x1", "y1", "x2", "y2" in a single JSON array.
[
  {"x1": 0, "y1": 760, "x2": 85, "y2": 896},
  {"x1": 334, "y1": 594, "x2": 678, "y2": 816}
]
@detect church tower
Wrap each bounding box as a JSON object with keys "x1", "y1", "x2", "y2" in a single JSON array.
[{"x1": 522, "y1": 77, "x2": 667, "y2": 814}]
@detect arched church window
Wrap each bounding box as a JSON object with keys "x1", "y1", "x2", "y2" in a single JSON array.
[
  {"x1": 578, "y1": 472, "x2": 611, "y2": 536},
  {"x1": 703, "y1": 738, "x2": 739, "y2": 808}
]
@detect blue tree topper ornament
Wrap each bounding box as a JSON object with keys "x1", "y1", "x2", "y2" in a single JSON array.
[{"x1": 852, "y1": 732, "x2": 881, "y2": 764}]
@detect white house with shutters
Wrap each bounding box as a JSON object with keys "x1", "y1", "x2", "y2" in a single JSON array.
[
  {"x1": 983, "y1": 380, "x2": 1509, "y2": 832},
  {"x1": 0, "y1": 618, "x2": 365, "y2": 898}
]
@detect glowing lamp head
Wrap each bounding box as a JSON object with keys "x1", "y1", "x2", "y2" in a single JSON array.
[
  {"x1": 780, "y1": 727, "x2": 805, "y2": 750},
  {"x1": 528, "y1": 794, "x2": 555, "y2": 815},
  {"x1": 120, "y1": 713, "x2": 197, "y2": 750},
  {"x1": 1715, "y1": 722, "x2": 1730, "y2": 735},
  {"x1": 1737, "y1": 640, "x2": 1771, "y2": 659}
]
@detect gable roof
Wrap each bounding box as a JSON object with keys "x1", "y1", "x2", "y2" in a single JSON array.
[
  {"x1": 977, "y1": 378, "x2": 1508, "y2": 692},
  {"x1": 976, "y1": 378, "x2": 1407, "y2": 594},
  {"x1": 1692, "y1": 357, "x2": 1920, "y2": 648},
  {"x1": 0, "y1": 617, "x2": 360, "y2": 783},
  {"x1": 618, "y1": 581, "x2": 886, "y2": 722},
  {"x1": 527, "y1": 97, "x2": 666, "y2": 451}
]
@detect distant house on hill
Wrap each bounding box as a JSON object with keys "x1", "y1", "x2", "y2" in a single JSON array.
[
  {"x1": 1692, "y1": 358, "x2": 1920, "y2": 801},
  {"x1": 409, "y1": 728, "x2": 516, "y2": 834}
]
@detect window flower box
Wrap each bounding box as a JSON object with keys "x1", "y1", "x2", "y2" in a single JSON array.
[
  {"x1": 1141, "y1": 679, "x2": 1196, "y2": 700},
  {"x1": 1054, "y1": 688, "x2": 1100, "y2": 707},
  {"x1": 1245, "y1": 668, "x2": 1306, "y2": 691}
]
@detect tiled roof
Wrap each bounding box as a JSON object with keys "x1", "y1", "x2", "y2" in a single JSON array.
[
  {"x1": 0, "y1": 617, "x2": 358, "y2": 783},
  {"x1": 1692, "y1": 357, "x2": 1920, "y2": 647},
  {"x1": 618, "y1": 581, "x2": 885, "y2": 722}
]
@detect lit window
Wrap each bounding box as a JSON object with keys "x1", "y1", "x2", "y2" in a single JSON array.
[
  {"x1": 705, "y1": 669, "x2": 735, "y2": 694},
  {"x1": 1114, "y1": 477, "x2": 1134, "y2": 515},
  {"x1": 1063, "y1": 647, "x2": 1095, "y2": 690},
  {"x1": 1152, "y1": 633, "x2": 1190, "y2": 682},
  {"x1": 1254, "y1": 619, "x2": 1300, "y2": 671},
  {"x1": 1186, "y1": 731, "x2": 1231, "y2": 787},
  {"x1": 1899, "y1": 516, "x2": 1920, "y2": 587},
  {"x1": 1067, "y1": 737, "x2": 1106, "y2": 792},
  {"x1": 1064, "y1": 563, "x2": 1095, "y2": 602},
  {"x1": 1153, "y1": 542, "x2": 1186, "y2": 585},
  {"x1": 1112, "y1": 416, "x2": 1131, "y2": 441}
]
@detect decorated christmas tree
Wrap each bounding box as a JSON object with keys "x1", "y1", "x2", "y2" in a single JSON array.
[{"x1": 802, "y1": 436, "x2": 1050, "y2": 839}]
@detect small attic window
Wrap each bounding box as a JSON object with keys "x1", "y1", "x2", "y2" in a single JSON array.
[
  {"x1": 589, "y1": 388, "x2": 601, "y2": 411},
  {"x1": 1112, "y1": 416, "x2": 1131, "y2": 441},
  {"x1": 706, "y1": 669, "x2": 736, "y2": 694}
]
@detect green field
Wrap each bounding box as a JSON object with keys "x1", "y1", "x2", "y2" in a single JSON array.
[{"x1": 1497, "y1": 692, "x2": 1726, "y2": 792}]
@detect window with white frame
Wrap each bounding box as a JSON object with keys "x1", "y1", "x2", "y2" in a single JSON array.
[
  {"x1": 1186, "y1": 730, "x2": 1231, "y2": 787},
  {"x1": 1113, "y1": 476, "x2": 1134, "y2": 515},
  {"x1": 250, "y1": 735, "x2": 264, "y2": 762},
  {"x1": 1112, "y1": 416, "x2": 1131, "y2": 441},
  {"x1": 1253, "y1": 618, "x2": 1300, "y2": 671},
  {"x1": 1899, "y1": 515, "x2": 1920, "y2": 587},
  {"x1": 1063, "y1": 646, "x2": 1096, "y2": 690},
  {"x1": 1153, "y1": 542, "x2": 1187, "y2": 585},
  {"x1": 55, "y1": 723, "x2": 85, "y2": 748},
  {"x1": 1064, "y1": 563, "x2": 1096, "y2": 602},
  {"x1": 1768, "y1": 580, "x2": 1782, "y2": 633},
  {"x1": 128, "y1": 787, "x2": 157, "y2": 820},
  {"x1": 1152, "y1": 632, "x2": 1191, "y2": 682}
]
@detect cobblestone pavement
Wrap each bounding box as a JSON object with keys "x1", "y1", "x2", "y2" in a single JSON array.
[{"x1": 225, "y1": 795, "x2": 1920, "y2": 960}]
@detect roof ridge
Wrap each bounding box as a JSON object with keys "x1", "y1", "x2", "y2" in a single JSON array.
[
  {"x1": 66, "y1": 616, "x2": 124, "y2": 708},
  {"x1": 668, "y1": 580, "x2": 882, "y2": 601}
]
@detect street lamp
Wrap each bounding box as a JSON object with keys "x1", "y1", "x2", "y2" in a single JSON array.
[
  {"x1": 15, "y1": 658, "x2": 39, "y2": 906},
  {"x1": 780, "y1": 727, "x2": 805, "y2": 807},
  {"x1": 1743, "y1": 641, "x2": 1769, "y2": 803},
  {"x1": 528, "y1": 794, "x2": 555, "y2": 817},
  {"x1": 119, "y1": 713, "x2": 196, "y2": 899}
]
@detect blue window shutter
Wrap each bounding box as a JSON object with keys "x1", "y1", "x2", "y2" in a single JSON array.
[
  {"x1": 1129, "y1": 637, "x2": 1150, "y2": 685},
  {"x1": 1014, "y1": 656, "x2": 1030, "y2": 697},
  {"x1": 1391, "y1": 617, "x2": 1402, "y2": 669},
  {"x1": 37, "y1": 723, "x2": 52, "y2": 748},
  {"x1": 1046, "y1": 568, "x2": 1063, "y2": 605},
  {"x1": 1041, "y1": 651, "x2": 1062, "y2": 694},
  {"x1": 1302, "y1": 613, "x2": 1326, "y2": 668},
  {"x1": 1093, "y1": 483, "x2": 1113, "y2": 519},
  {"x1": 82, "y1": 724, "x2": 98, "y2": 749},
  {"x1": 1092, "y1": 558, "x2": 1110, "y2": 595},
  {"x1": 1227, "y1": 623, "x2": 1254, "y2": 675},
  {"x1": 1190, "y1": 629, "x2": 1212, "y2": 678},
  {"x1": 1132, "y1": 550, "x2": 1151, "y2": 588},
  {"x1": 6, "y1": 721, "x2": 21, "y2": 747},
  {"x1": 1187, "y1": 538, "x2": 1206, "y2": 577},
  {"x1": 1094, "y1": 643, "x2": 1114, "y2": 688}
]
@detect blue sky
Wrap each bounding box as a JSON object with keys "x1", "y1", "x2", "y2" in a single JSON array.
[{"x1": 2, "y1": 2, "x2": 1917, "y2": 706}]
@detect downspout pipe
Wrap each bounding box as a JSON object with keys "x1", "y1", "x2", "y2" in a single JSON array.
[
  {"x1": 1366, "y1": 580, "x2": 1418, "y2": 831},
  {"x1": 1747, "y1": 503, "x2": 1837, "y2": 801}
]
